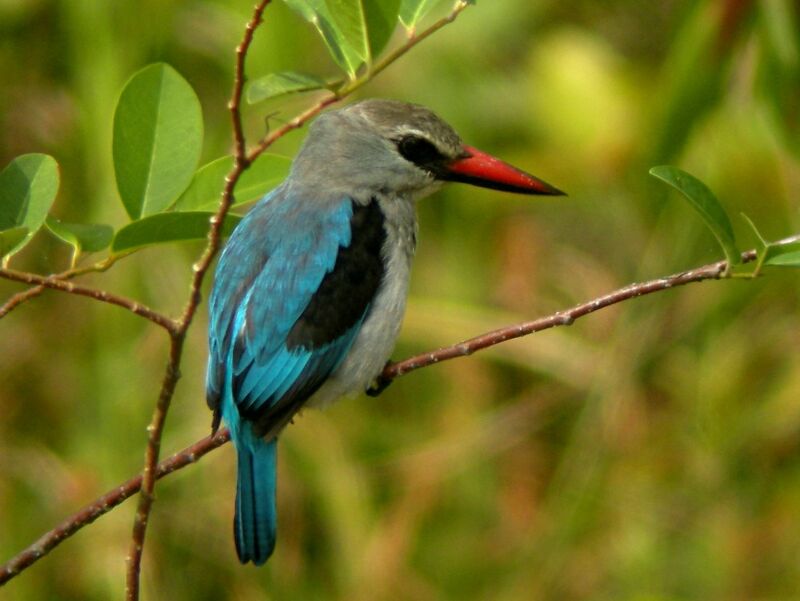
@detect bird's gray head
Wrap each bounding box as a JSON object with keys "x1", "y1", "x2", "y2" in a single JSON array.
[
  {"x1": 289, "y1": 99, "x2": 564, "y2": 203},
  {"x1": 290, "y1": 99, "x2": 466, "y2": 202}
]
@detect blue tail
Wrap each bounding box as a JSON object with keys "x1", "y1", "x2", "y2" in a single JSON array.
[{"x1": 234, "y1": 435, "x2": 277, "y2": 565}]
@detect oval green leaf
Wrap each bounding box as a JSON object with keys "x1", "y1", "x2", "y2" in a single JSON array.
[
  {"x1": 365, "y1": 0, "x2": 401, "y2": 58},
  {"x1": 284, "y1": 0, "x2": 365, "y2": 76},
  {"x1": 247, "y1": 71, "x2": 330, "y2": 104},
  {"x1": 113, "y1": 63, "x2": 204, "y2": 220},
  {"x1": 0, "y1": 227, "x2": 29, "y2": 262},
  {"x1": 112, "y1": 211, "x2": 241, "y2": 254},
  {"x1": 323, "y1": 0, "x2": 400, "y2": 62},
  {"x1": 173, "y1": 153, "x2": 290, "y2": 212},
  {"x1": 0, "y1": 153, "x2": 59, "y2": 257},
  {"x1": 649, "y1": 165, "x2": 741, "y2": 265},
  {"x1": 399, "y1": 0, "x2": 442, "y2": 30},
  {"x1": 324, "y1": 0, "x2": 370, "y2": 62},
  {"x1": 45, "y1": 217, "x2": 114, "y2": 254},
  {"x1": 764, "y1": 240, "x2": 800, "y2": 268}
]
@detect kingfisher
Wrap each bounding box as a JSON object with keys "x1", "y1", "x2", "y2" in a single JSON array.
[{"x1": 206, "y1": 99, "x2": 563, "y2": 565}]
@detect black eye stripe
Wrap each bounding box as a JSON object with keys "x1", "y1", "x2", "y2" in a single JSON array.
[{"x1": 396, "y1": 135, "x2": 445, "y2": 168}]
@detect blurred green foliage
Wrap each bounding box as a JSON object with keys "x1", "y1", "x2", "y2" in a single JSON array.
[{"x1": 2, "y1": 0, "x2": 800, "y2": 599}]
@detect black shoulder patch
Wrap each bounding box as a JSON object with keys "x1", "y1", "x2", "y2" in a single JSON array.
[{"x1": 286, "y1": 199, "x2": 386, "y2": 350}]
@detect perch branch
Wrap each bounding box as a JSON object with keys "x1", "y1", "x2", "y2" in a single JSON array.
[
  {"x1": 123, "y1": 1, "x2": 475, "y2": 596},
  {"x1": 7, "y1": 235, "x2": 797, "y2": 584},
  {"x1": 0, "y1": 256, "x2": 121, "y2": 320},
  {"x1": 245, "y1": 0, "x2": 471, "y2": 163},
  {"x1": 124, "y1": 1, "x2": 273, "y2": 599},
  {"x1": 0, "y1": 267, "x2": 176, "y2": 333},
  {"x1": 0, "y1": 430, "x2": 230, "y2": 585}
]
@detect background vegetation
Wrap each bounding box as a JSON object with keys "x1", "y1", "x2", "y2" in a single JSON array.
[{"x1": 2, "y1": 0, "x2": 799, "y2": 599}]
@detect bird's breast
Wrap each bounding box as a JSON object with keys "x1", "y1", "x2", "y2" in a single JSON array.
[{"x1": 307, "y1": 197, "x2": 417, "y2": 407}]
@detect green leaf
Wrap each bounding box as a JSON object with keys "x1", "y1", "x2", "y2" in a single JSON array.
[
  {"x1": 247, "y1": 71, "x2": 330, "y2": 104},
  {"x1": 0, "y1": 153, "x2": 60, "y2": 257},
  {"x1": 321, "y1": 0, "x2": 399, "y2": 61},
  {"x1": 399, "y1": 0, "x2": 443, "y2": 29},
  {"x1": 364, "y1": 0, "x2": 401, "y2": 58},
  {"x1": 172, "y1": 153, "x2": 291, "y2": 212},
  {"x1": 0, "y1": 227, "x2": 29, "y2": 261},
  {"x1": 45, "y1": 217, "x2": 114, "y2": 254},
  {"x1": 283, "y1": 0, "x2": 365, "y2": 76},
  {"x1": 764, "y1": 240, "x2": 800, "y2": 267},
  {"x1": 282, "y1": 0, "x2": 315, "y2": 20},
  {"x1": 650, "y1": 165, "x2": 741, "y2": 265},
  {"x1": 112, "y1": 211, "x2": 241, "y2": 253},
  {"x1": 113, "y1": 63, "x2": 204, "y2": 220},
  {"x1": 323, "y1": 0, "x2": 370, "y2": 62}
]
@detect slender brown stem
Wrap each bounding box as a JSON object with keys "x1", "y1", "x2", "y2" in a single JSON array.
[
  {"x1": 380, "y1": 236, "x2": 800, "y2": 381},
  {"x1": 365, "y1": 0, "x2": 469, "y2": 83},
  {"x1": 122, "y1": 0, "x2": 475, "y2": 595},
  {"x1": 0, "y1": 256, "x2": 121, "y2": 320},
  {"x1": 0, "y1": 430, "x2": 230, "y2": 585},
  {"x1": 0, "y1": 267, "x2": 176, "y2": 333},
  {"x1": 384, "y1": 261, "x2": 733, "y2": 380},
  {"x1": 121, "y1": 0, "x2": 473, "y2": 589},
  {"x1": 246, "y1": 95, "x2": 340, "y2": 163},
  {"x1": 0, "y1": 285, "x2": 45, "y2": 317},
  {"x1": 7, "y1": 236, "x2": 796, "y2": 586},
  {"x1": 245, "y1": 0, "x2": 472, "y2": 163},
  {"x1": 2, "y1": 2, "x2": 478, "y2": 590},
  {"x1": 123, "y1": 2, "x2": 272, "y2": 599},
  {"x1": 14, "y1": 0, "x2": 791, "y2": 592},
  {"x1": 125, "y1": 336, "x2": 182, "y2": 599}
]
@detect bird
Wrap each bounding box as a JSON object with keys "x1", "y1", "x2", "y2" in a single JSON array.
[{"x1": 206, "y1": 98, "x2": 563, "y2": 565}]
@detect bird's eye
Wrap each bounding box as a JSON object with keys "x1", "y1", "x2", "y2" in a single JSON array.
[{"x1": 396, "y1": 135, "x2": 444, "y2": 167}]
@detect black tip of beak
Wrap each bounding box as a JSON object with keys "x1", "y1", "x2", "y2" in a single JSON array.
[
  {"x1": 521, "y1": 179, "x2": 566, "y2": 197},
  {"x1": 444, "y1": 173, "x2": 566, "y2": 196},
  {"x1": 442, "y1": 146, "x2": 565, "y2": 197}
]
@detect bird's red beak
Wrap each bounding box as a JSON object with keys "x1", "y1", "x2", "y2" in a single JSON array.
[{"x1": 444, "y1": 145, "x2": 564, "y2": 196}]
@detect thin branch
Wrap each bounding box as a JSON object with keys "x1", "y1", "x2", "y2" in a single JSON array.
[
  {"x1": 0, "y1": 255, "x2": 120, "y2": 320},
  {"x1": 7, "y1": 236, "x2": 797, "y2": 583},
  {"x1": 369, "y1": 240, "x2": 799, "y2": 391},
  {"x1": 365, "y1": 0, "x2": 470, "y2": 83},
  {"x1": 245, "y1": 0, "x2": 472, "y2": 163},
  {"x1": 0, "y1": 430, "x2": 230, "y2": 585},
  {"x1": 125, "y1": 335, "x2": 181, "y2": 600},
  {"x1": 124, "y1": 2, "x2": 272, "y2": 598},
  {"x1": 246, "y1": 94, "x2": 340, "y2": 163},
  {"x1": 383, "y1": 260, "x2": 735, "y2": 382},
  {"x1": 4, "y1": 2, "x2": 477, "y2": 589},
  {"x1": 121, "y1": 0, "x2": 475, "y2": 591},
  {"x1": 0, "y1": 285, "x2": 45, "y2": 318},
  {"x1": 0, "y1": 267, "x2": 176, "y2": 333},
  {"x1": 13, "y1": 0, "x2": 792, "y2": 591}
]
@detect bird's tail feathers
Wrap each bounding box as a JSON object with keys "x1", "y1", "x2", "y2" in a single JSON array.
[{"x1": 234, "y1": 432, "x2": 277, "y2": 565}]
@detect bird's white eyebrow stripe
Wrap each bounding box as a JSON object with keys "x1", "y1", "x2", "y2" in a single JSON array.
[{"x1": 392, "y1": 126, "x2": 434, "y2": 140}]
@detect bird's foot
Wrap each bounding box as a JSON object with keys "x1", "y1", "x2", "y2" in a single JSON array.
[
  {"x1": 366, "y1": 362, "x2": 394, "y2": 397},
  {"x1": 210, "y1": 409, "x2": 222, "y2": 435}
]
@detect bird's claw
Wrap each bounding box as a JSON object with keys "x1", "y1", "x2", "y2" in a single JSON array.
[{"x1": 366, "y1": 363, "x2": 394, "y2": 397}]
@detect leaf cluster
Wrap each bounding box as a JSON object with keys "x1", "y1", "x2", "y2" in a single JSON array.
[{"x1": 0, "y1": 0, "x2": 455, "y2": 272}]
